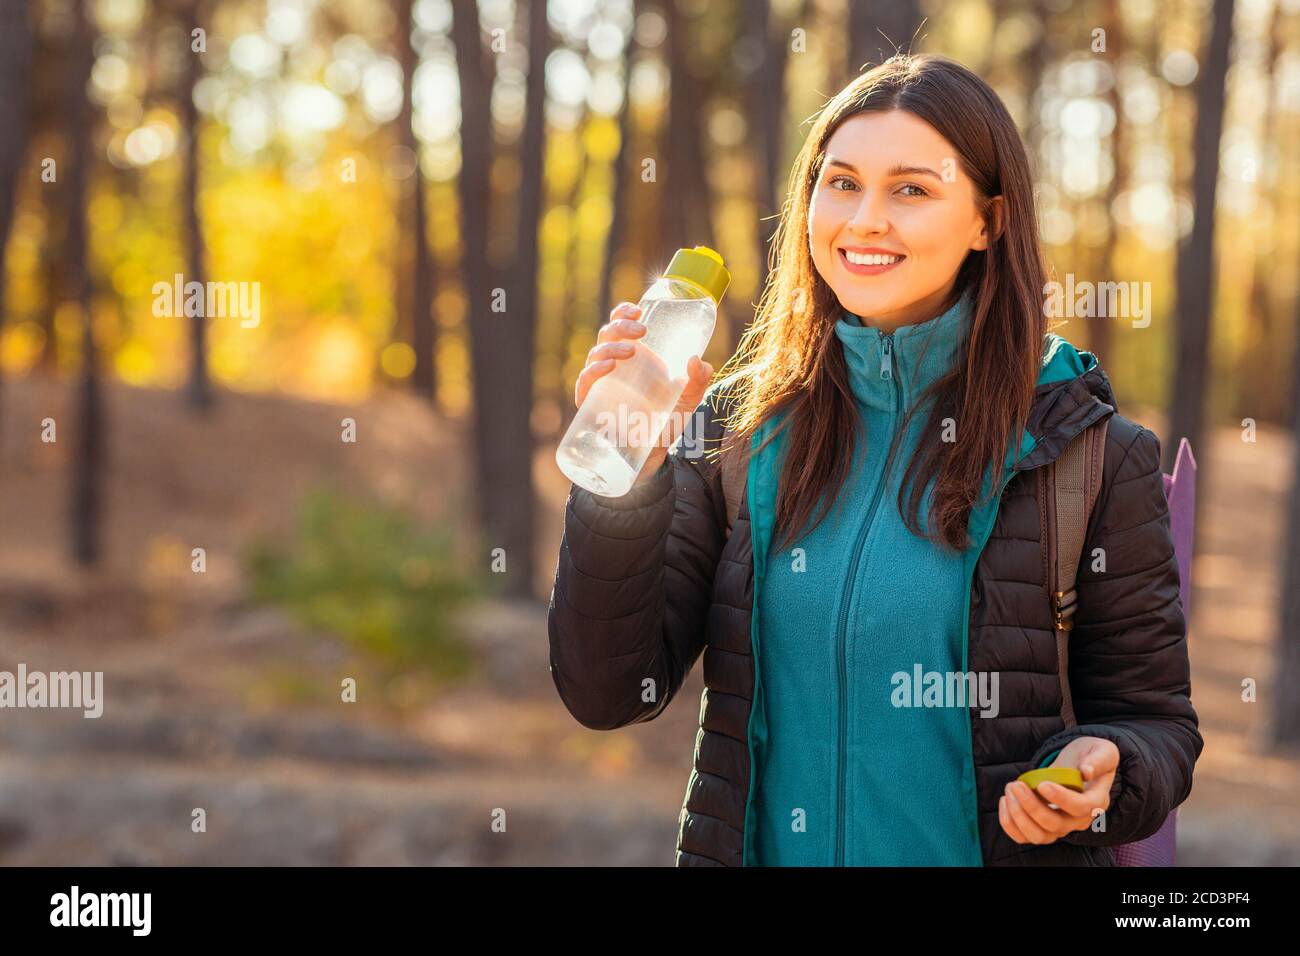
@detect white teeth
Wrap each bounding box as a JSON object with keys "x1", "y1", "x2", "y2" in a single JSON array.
[{"x1": 844, "y1": 250, "x2": 901, "y2": 266}]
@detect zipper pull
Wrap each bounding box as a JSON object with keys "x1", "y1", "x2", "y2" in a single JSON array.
[{"x1": 880, "y1": 333, "x2": 893, "y2": 380}]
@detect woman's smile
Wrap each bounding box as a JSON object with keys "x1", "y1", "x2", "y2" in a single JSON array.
[{"x1": 838, "y1": 246, "x2": 908, "y2": 276}]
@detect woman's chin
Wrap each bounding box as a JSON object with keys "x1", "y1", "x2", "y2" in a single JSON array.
[{"x1": 838, "y1": 294, "x2": 899, "y2": 320}]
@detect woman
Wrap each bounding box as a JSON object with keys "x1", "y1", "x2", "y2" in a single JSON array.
[{"x1": 547, "y1": 54, "x2": 1201, "y2": 866}]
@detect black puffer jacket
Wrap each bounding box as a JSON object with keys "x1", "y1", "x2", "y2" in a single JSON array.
[{"x1": 547, "y1": 355, "x2": 1202, "y2": 866}]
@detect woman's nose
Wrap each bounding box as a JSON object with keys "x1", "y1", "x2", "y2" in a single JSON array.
[{"x1": 846, "y1": 193, "x2": 889, "y2": 237}]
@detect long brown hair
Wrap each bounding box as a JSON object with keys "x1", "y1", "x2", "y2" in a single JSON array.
[{"x1": 712, "y1": 54, "x2": 1048, "y2": 554}]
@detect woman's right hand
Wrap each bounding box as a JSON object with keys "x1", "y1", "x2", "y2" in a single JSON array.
[{"x1": 575, "y1": 302, "x2": 715, "y2": 486}]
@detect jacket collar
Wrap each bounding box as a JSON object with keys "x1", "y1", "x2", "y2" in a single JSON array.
[
  {"x1": 834, "y1": 289, "x2": 972, "y2": 413},
  {"x1": 830, "y1": 290, "x2": 1116, "y2": 474},
  {"x1": 720, "y1": 321, "x2": 1117, "y2": 478}
]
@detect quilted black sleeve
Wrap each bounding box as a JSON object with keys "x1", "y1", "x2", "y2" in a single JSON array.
[
  {"x1": 547, "y1": 393, "x2": 728, "y2": 730},
  {"x1": 1030, "y1": 421, "x2": 1204, "y2": 846}
]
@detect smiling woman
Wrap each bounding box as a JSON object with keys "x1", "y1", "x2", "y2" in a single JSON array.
[{"x1": 548, "y1": 53, "x2": 1201, "y2": 868}]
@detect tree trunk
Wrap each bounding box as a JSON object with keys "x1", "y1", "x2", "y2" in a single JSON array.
[
  {"x1": 0, "y1": 0, "x2": 30, "y2": 312},
  {"x1": 1022, "y1": 0, "x2": 1053, "y2": 177},
  {"x1": 0, "y1": 0, "x2": 33, "y2": 456},
  {"x1": 749, "y1": 0, "x2": 803, "y2": 330},
  {"x1": 597, "y1": 0, "x2": 639, "y2": 326},
  {"x1": 398, "y1": 0, "x2": 437, "y2": 401},
  {"x1": 1167, "y1": 0, "x2": 1233, "y2": 492},
  {"x1": 555, "y1": 100, "x2": 592, "y2": 439},
  {"x1": 1269, "y1": 0, "x2": 1300, "y2": 749},
  {"x1": 1237, "y1": 0, "x2": 1284, "y2": 425},
  {"x1": 1271, "y1": 251, "x2": 1300, "y2": 748},
  {"x1": 1090, "y1": 0, "x2": 1125, "y2": 365},
  {"x1": 660, "y1": 0, "x2": 714, "y2": 265},
  {"x1": 502, "y1": 0, "x2": 548, "y2": 598},
  {"x1": 450, "y1": 0, "x2": 497, "y2": 547},
  {"x1": 183, "y1": 0, "x2": 211, "y2": 409},
  {"x1": 660, "y1": 0, "x2": 723, "y2": 350},
  {"x1": 451, "y1": 0, "x2": 545, "y2": 599},
  {"x1": 67, "y1": 0, "x2": 102, "y2": 565}
]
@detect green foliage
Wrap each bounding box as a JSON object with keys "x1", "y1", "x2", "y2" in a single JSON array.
[{"x1": 245, "y1": 485, "x2": 483, "y2": 682}]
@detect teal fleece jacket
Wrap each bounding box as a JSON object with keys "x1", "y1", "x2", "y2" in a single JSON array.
[{"x1": 748, "y1": 290, "x2": 1067, "y2": 866}]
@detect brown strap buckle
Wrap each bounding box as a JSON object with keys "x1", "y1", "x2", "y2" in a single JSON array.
[{"x1": 1053, "y1": 588, "x2": 1077, "y2": 632}]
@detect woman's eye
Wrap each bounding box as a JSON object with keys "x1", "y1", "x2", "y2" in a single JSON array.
[
  {"x1": 828, "y1": 175, "x2": 857, "y2": 191},
  {"x1": 898, "y1": 183, "x2": 929, "y2": 197}
]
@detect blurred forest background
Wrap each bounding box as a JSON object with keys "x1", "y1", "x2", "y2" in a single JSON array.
[{"x1": 0, "y1": 0, "x2": 1299, "y2": 864}]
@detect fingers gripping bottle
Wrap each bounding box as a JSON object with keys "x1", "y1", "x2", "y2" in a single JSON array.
[{"x1": 556, "y1": 246, "x2": 731, "y2": 498}]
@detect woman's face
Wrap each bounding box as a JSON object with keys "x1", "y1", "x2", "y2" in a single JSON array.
[{"x1": 807, "y1": 109, "x2": 994, "y2": 332}]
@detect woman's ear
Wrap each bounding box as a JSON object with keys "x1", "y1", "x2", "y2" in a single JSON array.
[{"x1": 970, "y1": 196, "x2": 1005, "y2": 251}]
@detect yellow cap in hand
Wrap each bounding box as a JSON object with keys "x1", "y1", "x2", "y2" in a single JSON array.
[{"x1": 1018, "y1": 767, "x2": 1085, "y2": 792}]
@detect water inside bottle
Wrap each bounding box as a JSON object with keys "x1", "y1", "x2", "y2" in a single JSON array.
[{"x1": 556, "y1": 295, "x2": 713, "y2": 497}]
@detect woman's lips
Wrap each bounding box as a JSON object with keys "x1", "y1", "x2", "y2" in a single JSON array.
[{"x1": 838, "y1": 248, "x2": 906, "y2": 276}]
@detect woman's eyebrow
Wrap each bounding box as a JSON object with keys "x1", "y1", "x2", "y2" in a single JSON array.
[
  {"x1": 824, "y1": 156, "x2": 945, "y2": 181},
  {"x1": 886, "y1": 164, "x2": 944, "y2": 180}
]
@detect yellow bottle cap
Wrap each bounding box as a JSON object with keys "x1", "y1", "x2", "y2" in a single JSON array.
[
  {"x1": 664, "y1": 245, "x2": 731, "y2": 305},
  {"x1": 1017, "y1": 767, "x2": 1085, "y2": 792}
]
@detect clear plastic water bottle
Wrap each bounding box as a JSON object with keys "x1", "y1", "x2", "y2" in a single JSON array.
[{"x1": 556, "y1": 246, "x2": 731, "y2": 498}]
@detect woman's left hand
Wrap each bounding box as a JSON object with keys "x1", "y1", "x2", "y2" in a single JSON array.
[{"x1": 999, "y1": 736, "x2": 1120, "y2": 845}]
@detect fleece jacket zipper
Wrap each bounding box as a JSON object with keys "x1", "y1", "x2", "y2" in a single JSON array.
[{"x1": 833, "y1": 329, "x2": 902, "y2": 866}]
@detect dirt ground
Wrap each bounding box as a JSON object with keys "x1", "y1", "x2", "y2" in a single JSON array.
[{"x1": 0, "y1": 373, "x2": 1296, "y2": 865}]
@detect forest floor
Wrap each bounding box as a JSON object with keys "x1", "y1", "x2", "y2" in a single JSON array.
[{"x1": 0, "y1": 372, "x2": 1296, "y2": 865}]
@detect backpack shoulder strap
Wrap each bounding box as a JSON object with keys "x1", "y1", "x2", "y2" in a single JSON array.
[
  {"x1": 719, "y1": 429, "x2": 750, "y2": 538},
  {"x1": 1044, "y1": 416, "x2": 1109, "y2": 728}
]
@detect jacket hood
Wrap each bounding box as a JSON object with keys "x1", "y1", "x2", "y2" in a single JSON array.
[{"x1": 1016, "y1": 332, "x2": 1117, "y2": 473}]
